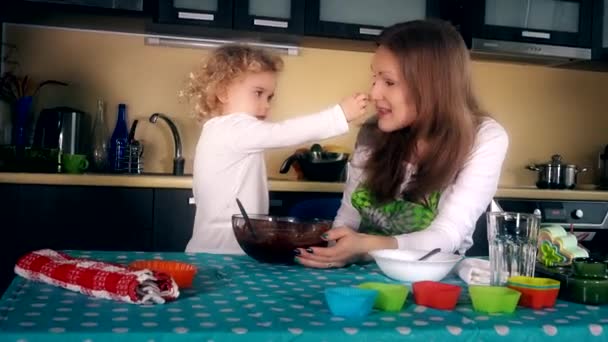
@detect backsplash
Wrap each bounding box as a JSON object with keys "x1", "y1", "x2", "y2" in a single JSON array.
[{"x1": 4, "y1": 24, "x2": 608, "y2": 187}]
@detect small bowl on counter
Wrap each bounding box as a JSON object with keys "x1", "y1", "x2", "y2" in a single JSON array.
[
  {"x1": 357, "y1": 282, "x2": 408, "y2": 312},
  {"x1": 565, "y1": 276, "x2": 608, "y2": 305},
  {"x1": 559, "y1": 257, "x2": 608, "y2": 305},
  {"x1": 129, "y1": 260, "x2": 197, "y2": 288},
  {"x1": 506, "y1": 276, "x2": 560, "y2": 309},
  {"x1": 325, "y1": 287, "x2": 379, "y2": 319},
  {"x1": 413, "y1": 281, "x2": 462, "y2": 310},
  {"x1": 368, "y1": 249, "x2": 463, "y2": 283},
  {"x1": 469, "y1": 286, "x2": 521, "y2": 313}
]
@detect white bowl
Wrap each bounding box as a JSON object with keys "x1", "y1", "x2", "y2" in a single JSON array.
[{"x1": 369, "y1": 249, "x2": 463, "y2": 283}]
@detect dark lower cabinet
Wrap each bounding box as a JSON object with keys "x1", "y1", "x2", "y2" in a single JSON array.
[
  {"x1": 269, "y1": 191, "x2": 343, "y2": 216},
  {"x1": 19, "y1": 185, "x2": 154, "y2": 251},
  {"x1": 0, "y1": 184, "x2": 154, "y2": 294},
  {"x1": 153, "y1": 189, "x2": 196, "y2": 252},
  {"x1": 0, "y1": 184, "x2": 21, "y2": 295}
]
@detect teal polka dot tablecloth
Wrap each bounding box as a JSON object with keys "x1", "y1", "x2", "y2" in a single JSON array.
[{"x1": 0, "y1": 251, "x2": 607, "y2": 341}]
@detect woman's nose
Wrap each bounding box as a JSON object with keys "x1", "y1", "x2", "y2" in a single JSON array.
[{"x1": 370, "y1": 83, "x2": 382, "y2": 101}]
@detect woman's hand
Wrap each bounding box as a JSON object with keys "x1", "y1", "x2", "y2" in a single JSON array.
[{"x1": 294, "y1": 226, "x2": 398, "y2": 268}]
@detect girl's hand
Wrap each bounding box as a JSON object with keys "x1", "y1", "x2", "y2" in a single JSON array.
[
  {"x1": 294, "y1": 226, "x2": 398, "y2": 268},
  {"x1": 339, "y1": 93, "x2": 369, "y2": 122}
]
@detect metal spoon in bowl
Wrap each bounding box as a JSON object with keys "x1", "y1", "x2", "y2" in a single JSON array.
[
  {"x1": 236, "y1": 198, "x2": 257, "y2": 239},
  {"x1": 418, "y1": 248, "x2": 441, "y2": 261}
]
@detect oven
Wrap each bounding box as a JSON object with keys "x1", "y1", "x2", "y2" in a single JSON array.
[{"x1": 468, "y1": 198, "x2": 608, "y2": 259}]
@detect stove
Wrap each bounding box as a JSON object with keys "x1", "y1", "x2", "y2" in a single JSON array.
[{"x1": 467, "y1": 198, "x2": 608, "y2": 259}]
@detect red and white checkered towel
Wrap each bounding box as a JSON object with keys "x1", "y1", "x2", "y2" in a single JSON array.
[{"x1": 14, "y1": 249, "x2": 180, "y2": 304}]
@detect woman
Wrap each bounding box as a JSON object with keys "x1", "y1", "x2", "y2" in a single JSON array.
[{"x1": 295, "y1": 19, "x2": 509, "y2": 268}]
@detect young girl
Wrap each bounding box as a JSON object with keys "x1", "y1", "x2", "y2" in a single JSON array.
[{"x1": 183, "y1": 44, "x2": 369, "y2": 254}]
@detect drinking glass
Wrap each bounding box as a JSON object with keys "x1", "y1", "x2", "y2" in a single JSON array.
[{"x1": 487, "y1": 212, "x2": 540, "y2": 286}]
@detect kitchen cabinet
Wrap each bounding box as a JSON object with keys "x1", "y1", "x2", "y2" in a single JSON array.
[
  {"x1": 18, "y1": 185, "x2": 154, "y2": 251},
  {"x1": 305, "y1": 0, "x2": 442, "y2": 40},
  {"x1": 4, "y1": 0, "x2": 154, "y2": 37},
  {"x1": 153, "y1": 188, "x2": 195, "y2": 252},
  {"x1": 0, "y1": 184, "x2": 20, "y2": 294},
  {"x1": 471, "y1": 0, "x2": 594, "y2": 49},
  {"x1": 156, "y1": 0, "x2": 305, "y2": 35},
  {"x1": 156, "y1": 0, "x2": 234, "y2": 29},
  {"x1": 17, "y1": 0, "x2": 152, "y2": 14},
  {"x1": 592, "y1": 0, "x2": 608, "y2": 59},
  {"x1": 234, "y1": 0, "x2": 305, "y2": 34},
  {"x1": 269, "y1": 191, "x2": 342, "y2": 216}
]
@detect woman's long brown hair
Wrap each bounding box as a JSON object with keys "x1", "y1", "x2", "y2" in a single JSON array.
[{"x1": 363, "y1": 19, "x2": 487, "y2": 204}]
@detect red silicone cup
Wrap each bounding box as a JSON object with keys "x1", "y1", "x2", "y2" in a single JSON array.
[
  {"x1": 507, "y1": 285, "x2": 559, "y2": 309},
  {"x1": 413, "y1": 281, "x2": 462, "y2": 310},
  {"x1": 129, "y1": 260, "x2": 197, "y2": 288}
]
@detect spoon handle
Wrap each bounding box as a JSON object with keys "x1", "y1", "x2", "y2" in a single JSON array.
[
  {"x1": 236, "y1": 198, "x2": 257, "y2": 239},
  {"x1": 418, "y1": 248, "x2": 441, "y2": 261}
]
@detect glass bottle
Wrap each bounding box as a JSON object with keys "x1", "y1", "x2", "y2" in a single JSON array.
[
  {"x1": 108, "y1": 103, "x2": 128, "y2": 172},
  {"x1": 90, "y1": 99, "x2": 109, "y2": 172}
]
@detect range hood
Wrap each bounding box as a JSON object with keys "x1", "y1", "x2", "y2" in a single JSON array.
[{"x1": 471, "y1": 38, "x2": 592, "y2": 67}]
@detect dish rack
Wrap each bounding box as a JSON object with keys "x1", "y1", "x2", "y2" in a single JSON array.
[{"x1": 112, "y1": 141, "x2": 143, "y2": 174}]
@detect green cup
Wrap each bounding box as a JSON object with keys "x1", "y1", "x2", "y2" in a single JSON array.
[
  {"x1": 62, "y1": 153, "x2": 89, "y2": 174},
  {"x1": 358, "y1": 282, "x2": 409, "y2": 312}
]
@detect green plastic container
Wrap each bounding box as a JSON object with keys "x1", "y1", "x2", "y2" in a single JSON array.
[
  {"x1": 357, "y1": 282, "x2": 409, "y2": 312},
  {"x1": 469, "y1": 286, "x2": 521, "y2": 314}
]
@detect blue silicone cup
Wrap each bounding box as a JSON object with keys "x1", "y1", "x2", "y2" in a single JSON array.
[{"x1": 324, "y1": 287, "x2": 379, "y2": 318}]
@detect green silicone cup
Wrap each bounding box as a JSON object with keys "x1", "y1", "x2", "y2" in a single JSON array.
[
  {"x1": 469, "y1": 286, "x2": 521, "y2": 314},
  {"x1": 357, "y1": 282, "x2": 409, "y2": 312}
]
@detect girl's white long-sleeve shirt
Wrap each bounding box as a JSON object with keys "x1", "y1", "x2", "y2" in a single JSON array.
[
  {"x1": 333, "y1": 118, "x2": 509, "y2": 255},
  {"x1": 186, "y1": 105, "x2": 349, "y2": 254}
]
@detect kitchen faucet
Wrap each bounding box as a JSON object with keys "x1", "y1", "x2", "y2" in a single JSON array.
[{"x1": 149, "y1": 113, "x2": 184, "y2": 176}]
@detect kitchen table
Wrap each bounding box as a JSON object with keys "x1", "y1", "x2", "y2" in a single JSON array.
[{"x1": 0, "y1": 251, "x2": 606, "y2": 341}]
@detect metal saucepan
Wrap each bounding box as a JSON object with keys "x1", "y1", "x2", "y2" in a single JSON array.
[{"x1": 527, "y1": 154, "x2": 587, "y2": 190}]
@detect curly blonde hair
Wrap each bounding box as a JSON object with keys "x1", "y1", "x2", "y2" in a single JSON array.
[{"x1": 182, "y1": 44, "x2": 284, "y2": 119}]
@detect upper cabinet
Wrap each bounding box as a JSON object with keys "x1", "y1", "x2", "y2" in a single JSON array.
[
  {"x1": 18, "y1": 0, "x2": 152, "y2": 14},
  {"x1": 305, "y1": 0, "x2": 441, "y2": 40},
  {"x1": 156, "y1": 0, "x2": 234, "y2": 29},
  {"x1": 7, "y1": 0, "x2": 608, "y2": 70},
  {"x1": 155, "y1": 0, "x2": 305, "y2": 34},
  {"x1": 234, "y1": 0, "x2": 306, "y2": 34},
  {"x1": 472, "y1": 0, "x2": 593, "y2": 46},
  {"x1": 592, "y1": 0, "x2": 608, "y2": 59},
  {"x1": 470, "y1": 0, "x2": 594, "y2": 61}
]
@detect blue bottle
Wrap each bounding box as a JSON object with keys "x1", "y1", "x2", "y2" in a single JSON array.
[{"x1": 108, "y1": 103, "x2": 128, "y2": 172}]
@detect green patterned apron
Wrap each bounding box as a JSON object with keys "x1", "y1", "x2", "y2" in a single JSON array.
[{"x1": 351, "y1": 186, "x2": 440, "y2": 235}]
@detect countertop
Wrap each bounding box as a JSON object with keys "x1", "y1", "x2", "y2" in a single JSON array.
[
  {"x1": 0, "y1": 172, "x2": 344, "y2": 193},
  {"x1": 1, "y1": 172, "x2": 608, "y2": 199}
]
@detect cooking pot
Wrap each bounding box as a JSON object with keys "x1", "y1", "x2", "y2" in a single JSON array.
[
  {"x1": 279, "y1": 150, "x2": 349, "y2": 182},
  {"x1": 527, "y1": 154, "x2": 587, "y2": 189}
]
